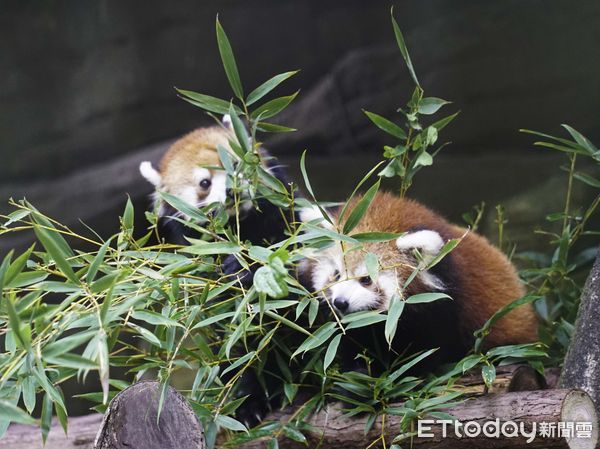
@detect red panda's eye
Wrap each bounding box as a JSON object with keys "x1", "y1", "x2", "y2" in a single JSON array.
[
  {"x1": 359, "y1": 276, "x2": 372, "y2": 287},
  {"x1": 199, "y1": 179, "x2": 211, "y2": 189}
]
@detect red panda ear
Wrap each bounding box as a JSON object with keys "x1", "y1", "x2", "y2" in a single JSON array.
[
  {"x1": 222, "y1": 114, "x2": 233, "y2": 130},
  {"x1": 298, "y1": 205, "x2": 334, "y2": 229},
  {"x1": 139, "y1": 161, "x2": 162, "y2": 186},
  {"x1": 396, "y1": 230, "x2": 444, "y2": 259},
  {"x1": 396, "y1": 230, "x2": 446, "y2": 291}
]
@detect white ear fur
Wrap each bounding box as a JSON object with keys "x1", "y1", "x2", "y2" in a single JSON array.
[
  {"x1": 222, "y1": 114, "x2": 233, "y2": 130},
  {"x1": 139, "y1": 161, "x2": 162, "y2": 186},
  {"x1": 397, "y1": 230, "x2": 446, "y2": 291},
  {"x1": 420, "y1": 271, "x2": 446, "y2": 291},
  {"x1": 299, "y1": 205, "x2": 334, "y2": 230},
  {"x1": 396, "y1": 230, "x2": 444, "y2": 257}
]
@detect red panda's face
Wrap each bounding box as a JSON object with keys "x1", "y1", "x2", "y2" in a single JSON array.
[
  {"x1": 139, "y1": 126, "x2": 238, "y2": 220},
  {"x1": 303, "y1": 242, "x2": 403, "y2": 314},
  {"x1": 299, "y1": 230, "x2": 447, "y2": 315},
  {"x1": 162, "y1": 166, "x2": 229, "y2": 217}
]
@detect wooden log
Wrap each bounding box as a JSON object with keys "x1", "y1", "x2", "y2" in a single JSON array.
[
  {"x1": 560, "y1": 248, "x2": 600, "y2": 416},
  {"x1": 2, "y1": 414, "x2": 103, "y2": 449},
  {"x1": 3, "y1": 388, "x2": 596, "y2": 449},
  {"x1": 235, "y1": 389, "x2": 597, "y2": 449},
  {"x1": 93, "y1": 381, "x2": 204, "y2": 449},
  {"x1": 2, "y1": 381, "x2": 205, "y2": 449}
]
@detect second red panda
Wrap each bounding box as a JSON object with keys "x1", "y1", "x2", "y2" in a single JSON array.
[{"x1": 299, "y1": 191, "x2": 538, "y2": 372}]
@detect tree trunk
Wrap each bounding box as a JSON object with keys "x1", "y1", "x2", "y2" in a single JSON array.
[{"x1": 560, "y1": 248, "x2": 600, "y2": 417}]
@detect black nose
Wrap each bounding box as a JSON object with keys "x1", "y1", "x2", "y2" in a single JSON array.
[{"x1": 333, "y1": 298, "x2": 349, "y2": 312}]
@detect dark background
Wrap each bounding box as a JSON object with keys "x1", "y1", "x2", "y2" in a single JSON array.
[{"x1": 1, "y1": 0, "x2": 599, "y2": 252}]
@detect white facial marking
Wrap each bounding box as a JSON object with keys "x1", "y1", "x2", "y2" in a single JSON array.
[
  {"x1": 180, "y1": 186, "x2": 200, "y2": 208},
  {"x1": 203, "y1": 171, "x2": 227, "y2": 205},
  {"x1": 396, "y1": 230, "x2": 444, "y2": 260},
  {"x1": 139, "y1": 161, "x2": 162, "y2": 186},
  {"x1": 377, "y1": 272, "x2": 399, "y2": 308},
  {"x1": 193, "y1": 167, "x2": 211, "y2": 185},
  {"x1": 330, "y1": 278, "x2": 379, "y2": 313}
]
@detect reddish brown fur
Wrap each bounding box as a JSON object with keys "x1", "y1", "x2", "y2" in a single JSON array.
[
  {"x1": 159, "y1": 126, "x2": 231, "y2": 187},
  {"x1": 340, "y1": 191, "x2": 538, "y2": 347}
]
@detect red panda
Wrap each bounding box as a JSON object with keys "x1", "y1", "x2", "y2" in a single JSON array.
[
  {"x1": 299, "y1": 191, "x2": 538, "y2": 373},
  {"x1": 138, "y1": 118, "x2": 304, "y2": 427},
  {"x1": 139, "y1": 124, "x2": 232, "y2": 244},
  {"x1": 139, "y1": 116, "x2": 302, "y2": 262}
]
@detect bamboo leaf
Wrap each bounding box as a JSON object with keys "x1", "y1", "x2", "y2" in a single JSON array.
[
  {"x1": 22, "y1": 376, "x2": 37, "y2": 413},
  {"x1": 291, "y1": 322, "x2": 337, "y2": 358},
  {"x1": 251, "y1": 92, "x2": 299, "y2": 120},
  {"x1": 132, "y1": 310, "x2": 183, "y2": 328},
  {"x1": 216, "y1": 16, "x2": 243, "y2": 99},
  {"x1": 363, "y1": 110, "x2": 406, "y2": 139},
  {"x1": 5, "y1": 244, "x2": 35, "y2": 286},
  {"x1": 431, "y1": 112, "x2": 459, "y2": 131},
  {"x1": 473, "y1": 295, "x2": 541, "y2": 353},
  {"x1": 0, "y1": 400, "x2": 37, "y2": 425},
  {"x1": 5, "y1": 296, "x2": 30, "y2": 350},
  {"x1": 176, "y1": 89, "x2": 242, "y2": 115},
  {"x1": 122, "y1": 197, "x2": 134, "y2": 232},
  {"x1": 182, "y1": 241, "x2": 241, "y2": 256},
  {"x1": 562, "y1": 124, "x2": 598, "y2": 155},
  {"x1": 228, "y1": 103, "x2": 250, "y2": 154},
  {"x1": 216, "y1": 414, "x2": 247, "y2": 432},
  {"x1": 97, "y1": 331, "x2": 110, "y2": 404},
  {"x1": 33, "y1": 225, "x2": 79, "y2": 284},
  {"x1": 573, "y1": 171, "x2": 600, "y2": 188},
  {"x1": 426, "y1": 238, "x2": 462, "y2": 269},
  {"x1": 418, "y1": 97, "x2": 451, "y2": 115},
  {"x1": 365, "y1": 252, "x2": 379, "y2": 282},
  {"x1": 390, "y1": 7, "x2": 420, "y2": 87},
  {"x1": 481, "y1": 364, "x2": 496, "y2": 389},
  {"x1": 256, "y1": 122, "x2": 297, "y2": 133},
  {"x1": 405, "y1": 292, "x2": 451, "y2": 304},
  {"x1": 86, "y1": 237, "x2": 112, "y2": 283},
  {"x1": 343, "y1": 180, "x2": 380, "y2": 234},
  {"x1": 350, "y1": 232, "x2": 402, "y2": 243},
  {"x1": 247, "y1": 70, "x2": 299, "y2": 106},
  {"x1": 385, "y1": 295, "x2": 405, "y2": 346},
  {"x1": 40, "y1": 393, "x2": 52, "y2": 443},
  {"x1": 32, "y1": 366, "x2": 67, "y2": 413},
  {"x1": 265, "y1": 310, "x2": 311, "y2": 336},
  {"x1": 299, "y1": 151, "x2": 334, "y2": 226},
  {"x1": 392, "y1": 348, "x2": 438, "y2": 379},
  {"x1": 222, "y1": 351, "x2": 256, "y2": 377},
  {"x1": 323, "y1": 333, "x2": 342, "y2": 371},
  {"x1": 46, "y1": 353, "x2": 98, "y2": 370},
  {"x1": 159, "y1": 191, "x2": 208, "y2": 223},
  {"x1": 338, "y1": 161, "x2": 385, "y2": 221}
]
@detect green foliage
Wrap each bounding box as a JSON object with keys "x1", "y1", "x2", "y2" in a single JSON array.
[
  {"x1": 362, "y1": 9, "x2": 459, "y2": 198},
  {"x1": 0, "y1": 11, "x2": 597, "y2": 449},
  {"x1": 516, "y1": 125, "x2": 600, "y2": 364}
]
